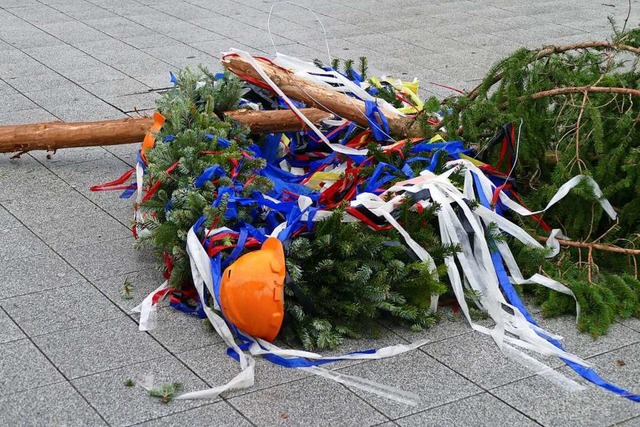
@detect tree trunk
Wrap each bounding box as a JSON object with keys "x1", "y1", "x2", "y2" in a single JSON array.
[
  {"x1": 222, "y1": 54, "x2": 425, "y2": 138},
  {"x1": 0, "y1": 108, "x2": 332, "y2": 154}
]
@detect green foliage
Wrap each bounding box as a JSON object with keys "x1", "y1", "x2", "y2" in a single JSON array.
[
  {"x1": 283, "y1": 207, "x2": 452, "y2": 350},
  {"x1": 124, "y1": 379, "x2": 135, "y2": 388},
  {"x1": 120, "y1": 279, "x2": 135, "y2": 300},
  {"x1": 138, "y1": 67, "x2": 272, "y2": 288},
  {"x1": 148, "y1": 382, "x2": 183, "y2": 404}
]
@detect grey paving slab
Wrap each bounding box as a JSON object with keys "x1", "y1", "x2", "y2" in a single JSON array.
[
  {"x1": 3, "y1": 72, "x2": 71, "y2": 94},
  {"x1": 83, "y1": 77, "x2": 153, "y2": 98},
  {"x1": 395, "y1": 392, "x2": 538, "y2": 427},
  {"x1": 1, "y1": 185, "x2": 105, "y2": 226},
  {"x1": 0, "y1": 308, "x2": 25, "y2": 344},
  {"x1": 55, "y1": 237, "x2": 156, "y2": 282},
  {"x1": 60, "y1": 65, "x2": 131, "y2": 86},
  {"x1": 0, "y1": 249, "x2": 86, "y2": 300},
  {"x1": 38, "y1": 21, "x2": 110, "y2": 45},
  {"x1": 136, "y1": 401, "x2": 252, "y2": 427},
  {"x1": 177, "y1": 341, "x2": 311, "y2": 398},
  {"x1": 0, "y1": 205, "x2": 21, "y2": 229},
  {"x1": 229, "y1": 375, "x2": 389, "y2": 427},
  {"x1": 0, "y1": 381, "x2": 107, "y2": 427},
  {"x1": 33, "y1": 316, "x2": 167, "y2": 379},
  {"x1": 149, "y1": 308, "x2": 223, "y2": 354},
  {"x1": 28, "y1": 210, "x2": 131, "y2": 252},
  {"x1": 536, "y1": 315, "x2": 640, "y2": 361},
  {"x1": 491, "y1": 369, "x2": 640, "y2": 427},
  {"x1": 0, "y1": 338, "x2": 65, "y2": 397},
  {"x1": 0, "y1": 224, "x2": 51, "y2": 262},
  {"x1": 422, "y1": 329, "x2": 537, "y2": 389},
  {"x1": 0, "y1": 282, "x2": 123, "y2": 337},
  {"x1": 72, "y1": 355, "x2": 211, "y2": 426},
  {"x1": 106, "y1": 90, "x2": 161, "y2": 112},
  {"x1": 8, "y1": 5, "x2": 75, "y2": 26},
  {"x1": 581, "y1": 343, "x2": 640, "y2": 400},
  {"x1": 337, "y1": 350, "x2": 482, "y2": 420},
  {"x1": 93, "y1": 268, "x2": 167, "y2": 312}
]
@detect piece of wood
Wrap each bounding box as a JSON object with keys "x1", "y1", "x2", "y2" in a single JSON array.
[
  {"x1": 535, "y1": 236, "x2": 640, "y2": 255},
  {"x1": 222, "y1": 55, "x2": 425, "y2": 138},
  {"x1": 0, "y1": 108, "x2": 332, "y2": 154}
]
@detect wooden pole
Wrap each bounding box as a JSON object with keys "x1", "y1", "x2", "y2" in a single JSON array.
[
  {"x1": 0, "y1": 108, "x2": 332, "y2": 154},
  {"x1": 222, "y1": 55, "x2": 425, "y2": 138}
]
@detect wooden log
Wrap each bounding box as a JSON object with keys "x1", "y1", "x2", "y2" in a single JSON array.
[
  {"x1": 0, "y1": 108, "x2": 332, "y2": 154},
  {"x1": 222, "y1": 55, "x2": 425, "y2": 138}
]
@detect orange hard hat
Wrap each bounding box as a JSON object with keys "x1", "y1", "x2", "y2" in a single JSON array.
[{"x1": 220, "y1": 237, "x2": 286, "y2": 341}]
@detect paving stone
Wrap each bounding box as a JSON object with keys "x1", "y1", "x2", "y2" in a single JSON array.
[
  {"x1": 0, "y1": 205, "x2": 21, "y2": 229},
  {"x1": 83, "y1": 16, "x2": 152, "y2": 39},
  {"x1": 0, "y1": 381, "x2": 106, "y2": 426},
  {"x1": 123, "y1": 34, "x2": 183, "y2": 50},
  {"x1": 1, "y1": 282, "x2": 123, "y2": 337},
  {"x1": 491, "y1": 367, "x2": 640, "y2": 427},
  {"x1": 136, "y1": 401, "x2": 252, "y2": 426},
  {"x1": 1, "y1": 91, "x2": 39, "y2": 111},
  {"x1": 29, "y1": 210, "x2": 131, "y2": 251},
  {"x1": 0, "y1": 25, "x2": 64, "y2": 49},
  {"x1": 23, "y1": 84, "x2": 97, "y2": 109},
  {"x1": 72, "y1": 354, "x2": 211, "y2": 426},
  {"x1": 34, "y1": 316, "x2": 167, "y2": 379},
  {"x1": 0, "y1": 339, "x2": 65, "y2": 397},
  {"x1": 387, "y1": 306, "x2": 489, "y2": 344},
  {"x1": 55, "y1": 237, "x2": 155, "y2": 282},
  {"x1": 0, "y1": 224, "x2": 50, "y2": 262},
  {"x1": 0, "y1": 249, "x2": 85, "y2": 300},
  {"x1": 2, "y1": 186, "x2": 105, "y2": 226},
  {"x1": 581, "y1": 343, "x2": 640, "y2": 399},
  {"x1": 61, "y1": 65, "x2": 130, "y2": 85},
  {"x1": 0, "y1": 308, "x2": 25, "y2": 344},
  {"x1": 3, "y1": 72, "x2": 71, "y2": 93},
  {"x1": 536, "y1": 315, "x2": 640, "y2": 361},
  {"x1": 149, "y1": 308, "x2": 223, "y2": 354},
  {"x1": 107, "y1": 91, "x2": 161, "y2": 112},
  {"x1": 395, "y1": 392, "x2": 537, "y2": 426},
  {"x1": 93, "y1": 268, "x2": 167, "y2": 312},
  {"x1": 39, "y1": 21, "x2": 109, "y2": 44},
  {"x1": 337, "y1": 350, "x2": 482, "y2": 419},
  {"x1": 83, "y1": 77, "x2": 152, "y2": 98},
  {"x1": 422, "y1": 330, "x2": 539, "y2": 389},
  {"x1": 177, "y1": 341, "x2": 311, "y2": 398},
  {"x1": 9, "y1": 5, "x2": 75, "y2": 25},
  {"x1": 47, "y1": 99, "x2": 126, "y2": 122},
  {"x1": 229, "y1": 375, "x2": 389, "y2": 427}
]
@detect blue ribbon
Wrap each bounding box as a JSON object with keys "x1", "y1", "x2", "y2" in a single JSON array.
[
  {"x1": 472, "y1": 174, "x2": 640, "y2": 402},
  {"x1": 365, "y1": 100, "x2": 390, "y2": 141}
]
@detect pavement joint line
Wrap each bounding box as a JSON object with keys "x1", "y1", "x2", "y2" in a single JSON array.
[
  {"x1": 124, "y1": 400, "x2": 257, "y2": 427},
  {"x1": 79, "y1": 0, "x2": 223, "y2": 67},
  {"x1": 0, "y1": 160, "x2": 219, "y2": 402},
  {"x1": 417, "y1": 350, "x2": 545, "y2": 425},
  {"x1": 0, "y1": 76, "x2": 61, "y2": 122},
  {"x1": 0, "y1": 300, "x2": 111, "y2": 425},
  {"x1": 0, "y1": 10, "x2": 130, "y2": 117},
  {"x1": 29, "y1": 0, "x2": 159, "y2": 92}
]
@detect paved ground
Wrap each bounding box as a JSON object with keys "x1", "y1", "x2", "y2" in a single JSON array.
[{"x1": 2, "y1": 0, "x2": 640, "y2": 426}]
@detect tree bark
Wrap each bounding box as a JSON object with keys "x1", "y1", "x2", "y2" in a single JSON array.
[
  {"x1": 0, "y1": 108, "x2": 332, "y2": 154},
  {"x1": 222, "y1": 54, "x2": 425, "y2": 138}
]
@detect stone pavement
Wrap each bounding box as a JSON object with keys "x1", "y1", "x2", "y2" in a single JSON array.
[{"x1": 2, "y1": 0, "x2": 640, "y2": 425}]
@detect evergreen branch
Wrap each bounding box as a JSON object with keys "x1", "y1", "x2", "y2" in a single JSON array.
[
  {"x1": 467, "y1": 40, "x2": 640, "y2": 101},
  {"x1": 499, "y1": 86, "x2": 640, "y2": 109}
]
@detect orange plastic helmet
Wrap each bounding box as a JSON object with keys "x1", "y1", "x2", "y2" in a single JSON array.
[{"x1": 220, "y1": 237, "x2": 286, "y2": 341}]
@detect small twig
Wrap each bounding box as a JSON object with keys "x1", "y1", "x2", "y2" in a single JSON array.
[
  {"x1": 622, "y1": 0, "x2": 632, "y2": 34},
  {"x1": 536, "y1": 236, "x2": 640, "y2": 255}
]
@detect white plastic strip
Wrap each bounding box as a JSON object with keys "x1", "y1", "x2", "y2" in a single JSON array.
[
  {"x1": 131, "y1": 281, "x2": 169, "y2": 331},
  {"x1": 229, "y1": 49, "x2": 368, "y2": 156}
]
